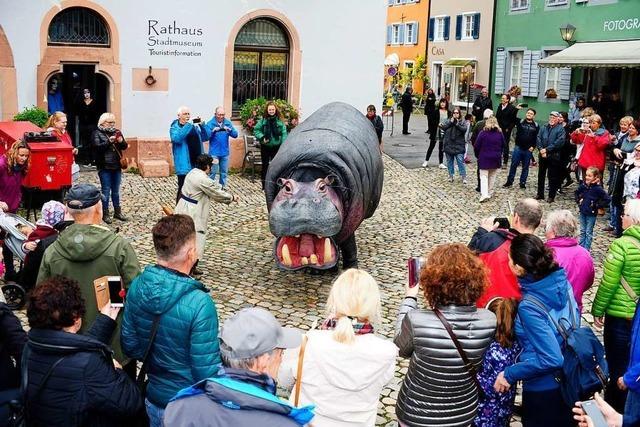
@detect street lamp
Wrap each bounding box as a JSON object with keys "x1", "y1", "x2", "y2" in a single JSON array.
[{"x1": 559, "y1": 23, "x2": 576, "y2": 45}]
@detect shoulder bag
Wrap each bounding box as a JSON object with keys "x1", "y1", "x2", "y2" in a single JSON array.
[
  {"x1": 114, "y1": 145, "x2": 129, "y2": 170},
  {"x1": 136, "y1": 315, "x2": 161, "y2": 394},
  {"x1": 620, "y1": 236, "x2": 640, "y2": 303},
  {"x1": 433, "y1": 308, "x2": 485, "y2": 398}
]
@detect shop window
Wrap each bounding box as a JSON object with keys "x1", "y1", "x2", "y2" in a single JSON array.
[
  {"x1": 509, "y1": 51, "x2": 524, "y2": 89},
  {"x1": 47, "y1": 7, "x2": 110, "y2": 46},
  {"x1": 510, "y1": 0, "x2": 529, "y2": 11},
  {"x1": 232, "y1": 18, "x2": 289, "y2": 114},
  {"x1": 455, "y1": 66, "x2": 476, "y2": 103}
]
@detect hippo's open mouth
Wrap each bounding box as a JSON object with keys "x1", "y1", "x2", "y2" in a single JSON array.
[{"x1": 274, "y1": 234, "x2": 339, "y2": 270}]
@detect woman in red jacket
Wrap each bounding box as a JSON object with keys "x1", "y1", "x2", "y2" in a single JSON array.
[
  {"x1": 45, "y1": 111, "x2": 78, "y2": 155},
  {"x1": 570, "y1": 114, "x2": 611, "y2": 176}
]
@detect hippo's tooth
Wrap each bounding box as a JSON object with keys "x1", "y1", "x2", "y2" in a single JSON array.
[
  {"x1": 324, "y1": 238, "x2": 332, "y2": 262},
  {"x1": 316, "y1": 234, "x2": 323, "y2": 239},
  {"x1": 309, "y1": 254, "x2": 318, "y2": 264},
  {"x1": 301, "y1": 257, "x2": 309, "y2": 265},
  {"x1": 282, "y1": 244, "x2": 292, "y2": 266},
  {"x1": 294, "y1": 235, "x2": 300, "y2": 238}
]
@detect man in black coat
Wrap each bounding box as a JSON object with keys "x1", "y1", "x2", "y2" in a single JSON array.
[
  {"x1": 495, "y1": 94, "x2": 519, "y2": 164},
  {"x1": 472, "y1": 88, "x2": 493, "y2": 123},
  {"x1": 400, "y1": 87, "x2": 414, "y2": 135}
]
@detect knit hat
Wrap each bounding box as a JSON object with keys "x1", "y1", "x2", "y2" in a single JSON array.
[{"x1": 39, "y1": 200, "x2": 66, "y2": 227}]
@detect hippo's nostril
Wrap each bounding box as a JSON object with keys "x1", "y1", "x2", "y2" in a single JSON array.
[
  {"x1": 313, "y1": 198, "x2": 320, "y2": 203},
  {"x1": 290, "y1": 199, "x2": 297, "y2": 206}
]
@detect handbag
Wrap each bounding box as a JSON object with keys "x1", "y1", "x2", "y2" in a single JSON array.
[
  {"x1": 114, "y1": 146, "x2": 129, "y2": 170},
  {"x1": 433, "y1": 308, "x2": 485, "y2": 398},
  {"x1": 620, "y1": 237, "x2": 640, "y2": 303}
]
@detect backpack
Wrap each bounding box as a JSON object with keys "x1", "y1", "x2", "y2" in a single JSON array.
[{"x1": 526, "y1": 292, "x2": 608, "y2": 406}]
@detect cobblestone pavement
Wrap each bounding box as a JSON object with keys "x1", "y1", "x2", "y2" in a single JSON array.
[{"x1": 6, "y1": 151, "x2": 614, "y2": 426}]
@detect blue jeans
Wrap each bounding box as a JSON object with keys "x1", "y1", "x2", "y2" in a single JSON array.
[
  {"x1": 579, "y1": 214, "x2": 597, "y2": 250},
  {"x1": 625, "y1": 390, "x2": 640, "y2": 427},
  {"x1": 506, "y1": 146, "x2": 532, "y2": 185},
  {"x1": 145, "y1": 398, "x2": 165, "y2": 427},
  {"x1": 209, "y1": 155, "x2": 229, "y2": 188},
  {"x1": 445, "y1": 153, "x2": 466, "y2": 178},
  {"x1": 604, "y1": 315, "x2": 632, "y2": 413},
  {"x1": 98, "y1": 169, "x2": 122, "y2": 210}
]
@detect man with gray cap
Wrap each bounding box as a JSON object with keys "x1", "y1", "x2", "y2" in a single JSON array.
[
  {"x1": 163, "y1": 307, "x2": 315, "y2": 427},
  {"x1": 536, "y1": 111, "x2": 567, "y2": 203},
  {"x1": 37, "y1": 183, "x2": 141, "y2": 364}
]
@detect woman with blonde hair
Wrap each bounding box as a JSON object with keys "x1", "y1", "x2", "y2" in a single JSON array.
[
  {"x1": 280, "y1": 269, "x2": 397, "y2": 426},
  {"x1": 92, "y1": 112, "x2": 128, "y2": 223},
  {"x1": 474, "y1": 116, "x2": 505, "y2": 202},
  {"x1": 45, "y1": 111, "x2": 77, "y2": 155}
]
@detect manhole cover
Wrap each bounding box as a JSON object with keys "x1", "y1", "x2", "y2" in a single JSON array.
[{"x1": 393, "y1": 143, "x2": 414, "y2": 147}]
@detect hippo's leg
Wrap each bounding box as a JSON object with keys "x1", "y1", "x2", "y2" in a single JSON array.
[{"x1": 340, "y1": 234, "x2": 358, "y2": 269}]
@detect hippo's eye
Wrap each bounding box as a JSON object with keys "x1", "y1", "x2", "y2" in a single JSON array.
[
  {"x1": 284, "y1": 182, "x2": 293, "y2": 194},
  {"x1": 318, "y1": 182, "x2": 327, "y2": 193}
]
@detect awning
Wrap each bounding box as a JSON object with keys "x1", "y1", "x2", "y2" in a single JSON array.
[
  {"x1": 444, "y1": 59, "x2": 476, "y2": 67},
  {"x1": 538, "y1": 39, "x2": 640, "y2": 68}
]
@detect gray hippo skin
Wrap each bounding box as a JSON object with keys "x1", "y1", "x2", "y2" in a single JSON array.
[{"x1": 265, "y1": 102, "x2": 384, "y2": 271}]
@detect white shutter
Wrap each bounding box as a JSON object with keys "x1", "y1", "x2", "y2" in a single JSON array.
[
  {"x1": 494, "y1": 49, "x2": 507, "y2": 95},
  {"x1": 558, "y1": 67, "x2": 571, "y2": 100},
  {"x1": 522, "y1": 50, "x2": 532, "y2": 97},
  {"x1": 529, "y1": 50, "x2": 541, "y2": 97},
  {"x1": 413, "y1": 22, "x2": 419, "y2": 44}
]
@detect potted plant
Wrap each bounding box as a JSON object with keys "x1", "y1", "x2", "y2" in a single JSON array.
[
  {"x1": 13, "y1": 106, "x2": 49, "y2": 128},
  {"x1": 239, "y1": 98, "x2": 299, "y2": 133}
]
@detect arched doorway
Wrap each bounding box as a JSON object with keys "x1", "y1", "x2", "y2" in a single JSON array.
[
  {"x1": 231, "y1": 18, "x2": 290, "y2": 114},
  {"x1": 38, "y1": 2, "x2": 120, "y2": 164}
]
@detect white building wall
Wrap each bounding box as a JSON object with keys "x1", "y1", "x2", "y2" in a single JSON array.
[{"x1": 0, "y1": 0, "x2": 386, "y2": 137}]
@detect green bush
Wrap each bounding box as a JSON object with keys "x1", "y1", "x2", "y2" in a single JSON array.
[
  {"x1": 13, "y1": 106, "x2": 49, "y2": 128},
  {"x1": 239, "y1": 98, "x2": 299, "y2": 133}
]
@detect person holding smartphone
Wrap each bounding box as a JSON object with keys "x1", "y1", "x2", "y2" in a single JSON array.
[{"x1": 570, "y1": 114, "x2": 612, "y2": 178}]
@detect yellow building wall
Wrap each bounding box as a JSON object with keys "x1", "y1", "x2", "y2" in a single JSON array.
[{"x1": 384, "y1": 0, "x2": 430, "y2": 96}]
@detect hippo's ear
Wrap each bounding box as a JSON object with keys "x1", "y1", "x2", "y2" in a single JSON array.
[{"x1": 324, "y1": 175, "x2": 336, "y2": 186}]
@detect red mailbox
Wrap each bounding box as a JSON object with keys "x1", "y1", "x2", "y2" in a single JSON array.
[
  {"x1": 22, "y1": 142, "x2": 73, "y2": 191},
  {"x1": 0, "y1": 121, "x2": 43, "y2": 156}
]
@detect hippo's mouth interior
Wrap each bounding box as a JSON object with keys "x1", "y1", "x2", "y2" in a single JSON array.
[{"x1": 275, "y1": 234, "x2": 339, "y2": 270}]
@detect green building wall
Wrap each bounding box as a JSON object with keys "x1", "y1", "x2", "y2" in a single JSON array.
[{"x1": 490, "y1": 0, "x2": 640, "y2": 119}]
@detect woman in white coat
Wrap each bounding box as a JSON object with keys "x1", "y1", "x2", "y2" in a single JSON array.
[
  {"x1": 279, "y1": 269, "x2": 398, "y2": 426},
  {"x1": 174, "y1": 154, "x2": 237, "y2": 274}
]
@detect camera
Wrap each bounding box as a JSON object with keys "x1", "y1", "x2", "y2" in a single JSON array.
[{"x1": 192, "y1": 117, "x2": 202, "y2": 124}]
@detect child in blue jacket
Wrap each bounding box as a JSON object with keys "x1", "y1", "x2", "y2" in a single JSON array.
[{"x1": 575, "y1": 166, "x2": 611, "y2": 250}]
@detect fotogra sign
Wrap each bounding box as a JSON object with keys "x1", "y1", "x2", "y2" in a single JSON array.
[{"x1": 147, "y1": 20, "x2": 204, "y2": 57}]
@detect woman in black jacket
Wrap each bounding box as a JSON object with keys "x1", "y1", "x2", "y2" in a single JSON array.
[
  {"x1": 0, "y1": 300, "x2": 27, "y2": 426},
  {"x1": 92, "y1": 112, "x2": 128, "y2": 224},
  {"x1": 23, "y1": 276, "x2": 141, "y2": 427}
]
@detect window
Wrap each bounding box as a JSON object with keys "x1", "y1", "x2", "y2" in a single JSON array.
[
  {"x1": 405, "y1": 23, "x2": 414, "y2": 44},
  {"x1": 48, "y1": 7, "x2": 110, "y2": 46},
  {"x1": 509, "y1": 51, "x2": 524, "y2": 88},
  {"x1": 462, "y1": 14, "x2": 474, "y2": 39},
  {"x1": 404, "y1": 61, "x2": 414, "y2": 71},
  {"x1": 510, "y1": 0, "x2": 529, "y2": 11},
  {"x1": 435, "y1": 17, "x2": 446, "y2": 41},
  {"x1": 543, "y1": 50, "x2": 561, "y2": 97},
  {"x1": 547, "y1": 0, "x2": 568, "y2": 5},
  {"x1": 392, "y1": 24, "x2": 402, "y2": 44},
  {"x1": 455, "y1": 66, "x2": 476, "y2": 103},
  {"x1": 232, "y1": 18, "x2": 290, "y2": 113}
]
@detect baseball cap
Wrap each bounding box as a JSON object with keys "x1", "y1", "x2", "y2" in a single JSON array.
[
  {"x1": 64, "y1": 183, "x2": 102, "y2": 209},
  {"x1": 550, "y1": 111, "x2": 562, "y2": 118},
  {"x1": 219, "y1": 307, "x2": 302, "y2": 359}
]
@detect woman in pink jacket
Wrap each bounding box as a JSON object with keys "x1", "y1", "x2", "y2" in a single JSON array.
[{"x1": 544, "y1": 209, "x2": 595, "y2": 312}]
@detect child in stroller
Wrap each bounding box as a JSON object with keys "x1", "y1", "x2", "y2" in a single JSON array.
[{"x1": 0, "y1": 201, "x2": 69, "y2": 309}]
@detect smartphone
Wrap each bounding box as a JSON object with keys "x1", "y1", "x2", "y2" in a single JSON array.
[
  {"x1": 519, "y1": 103, "x2": 529, "y2": 108},
  {"x1": 107, "y1": 276, "x2": 124, "y2": 307},
  {"x1": 495, "y1": 217, "x2": 510, "y2": 229},
  {"x1": 192, "y1": 117, "x2": 201, "y2": 124},
  {"x1": 581, "y1": 400, "x2": 608, "y2": 427},
  {"x1": 407, "y1": 256, "x2": 425, "y2": 288},
  {"x1": 581, "y1": 119, "x2": 590, "y2": 131}
]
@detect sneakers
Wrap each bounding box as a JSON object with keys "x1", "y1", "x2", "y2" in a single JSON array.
[
  {"x1": 422, "y1": 161, "x2": 429, "y2": 168},
  {"x1": 502, "y1": 182, "x2": 513, "y2": 188},
  {"x1": 438, "y1": 163, "x2": 447, "y2": 169},
  {"x1": 479, "y1": 196, "x2": 491, "y2": 203},
  {"x1": 449, "y1": 176, "x2": 454, "y2": 182},
  {"x1": 462, "y1": 178, "x2": 468, "y2": 184}
]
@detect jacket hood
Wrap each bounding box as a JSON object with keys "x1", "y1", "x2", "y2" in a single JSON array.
[
  {"x1": 623, "y1": 224, "x2": 640, "y2": 241},
  {"x1": 307, "y1": 330, "x2": 396, "y2": 392},
  {"x1": 519, "y1": 268, "x2": 569, "y2": 310},
  {"x1": 129, "y1": 264, "x2": 207, "y2": 315},
  {"x1": 53, "y1": 224, "x2": 118, "y2": 262},
  {"x1": 546, "y1": 236, "x2": 579, "y2": 248},
  {"x1": 28, "y1": 328, "x2": 110, "y2": 356}
]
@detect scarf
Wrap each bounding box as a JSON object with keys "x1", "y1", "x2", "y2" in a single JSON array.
[
  {"x1": 263, "y1": 116, "x2": 281, "y2": 141},
  {"x1": 320, "y1": 316, "x2": 374, "y2": 335},
  {"x1": 98, "y1": 124, "x2": 116, "y2": 133}
]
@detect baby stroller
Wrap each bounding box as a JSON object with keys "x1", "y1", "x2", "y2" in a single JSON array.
[{"x1": 0, "y1": 212, "x2": 35, "y2": 309}]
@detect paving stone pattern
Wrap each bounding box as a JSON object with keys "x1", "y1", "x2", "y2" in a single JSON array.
[{"x1": 9, "y1": 149, "x2": 614, "y2": 426}]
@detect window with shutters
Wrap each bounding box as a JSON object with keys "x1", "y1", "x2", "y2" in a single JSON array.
[
  {"x1": 510, "y1": 0, "x2": 530, "y2": 11},
  {"x1": 544, "y1": 51, "x2": 562, "y2": 96},
  {"x1": 391, "y1": 24, "x2": 403, "y2": 44},
  {"x1": 405, "y1": 23, "x2": 415, "y2": 44},
  {"x1": 509, "y1": 52, "x2": 524, "y2": 88},
  {"x1": 232, "y1": 18, "x2": 290, "y2": 114},
  {"x1": 461, "y1": 14, "x2": 474, "y2": 40},
  {"x1": 434, "y1": 17, "x2": 446, "y2": 41}
]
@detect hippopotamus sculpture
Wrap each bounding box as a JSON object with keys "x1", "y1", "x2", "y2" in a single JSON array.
[{"x1": 265, "y1": 102, "x2": 383, "y2": 271}]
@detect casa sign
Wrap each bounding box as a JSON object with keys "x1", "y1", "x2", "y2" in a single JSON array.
[{"x1": 431, "y1": 46, "x2": 445, "y2": 55}]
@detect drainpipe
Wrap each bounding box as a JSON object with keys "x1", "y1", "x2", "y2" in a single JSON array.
[
  {"x1": 488, "y1": 0, "x2": 498, "y2": 101},
  {"x1": 425, "y1": 0, "x2": 432, "y2": 90}
]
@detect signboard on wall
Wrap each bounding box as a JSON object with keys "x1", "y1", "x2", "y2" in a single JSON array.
[{"x1": 147, "y1": 19, "x2": 205, "y2": 57}]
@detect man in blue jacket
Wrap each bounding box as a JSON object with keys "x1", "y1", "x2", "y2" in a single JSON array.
[
  {"x1": 170, "y1": 106, "x2": 205, "y2": 203},
  {"x1": 121, "y1": 214, "x2": 220, "y2": 427},
  {"x1": 163, "y1": 307, "x2": 314, "y2": 427},
  {"x1": 204, "y1": 106, "x2": 238, "y2": 190},
  {"x1": 536, "y1": 111, "x2": 566, "y2": 203}
]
